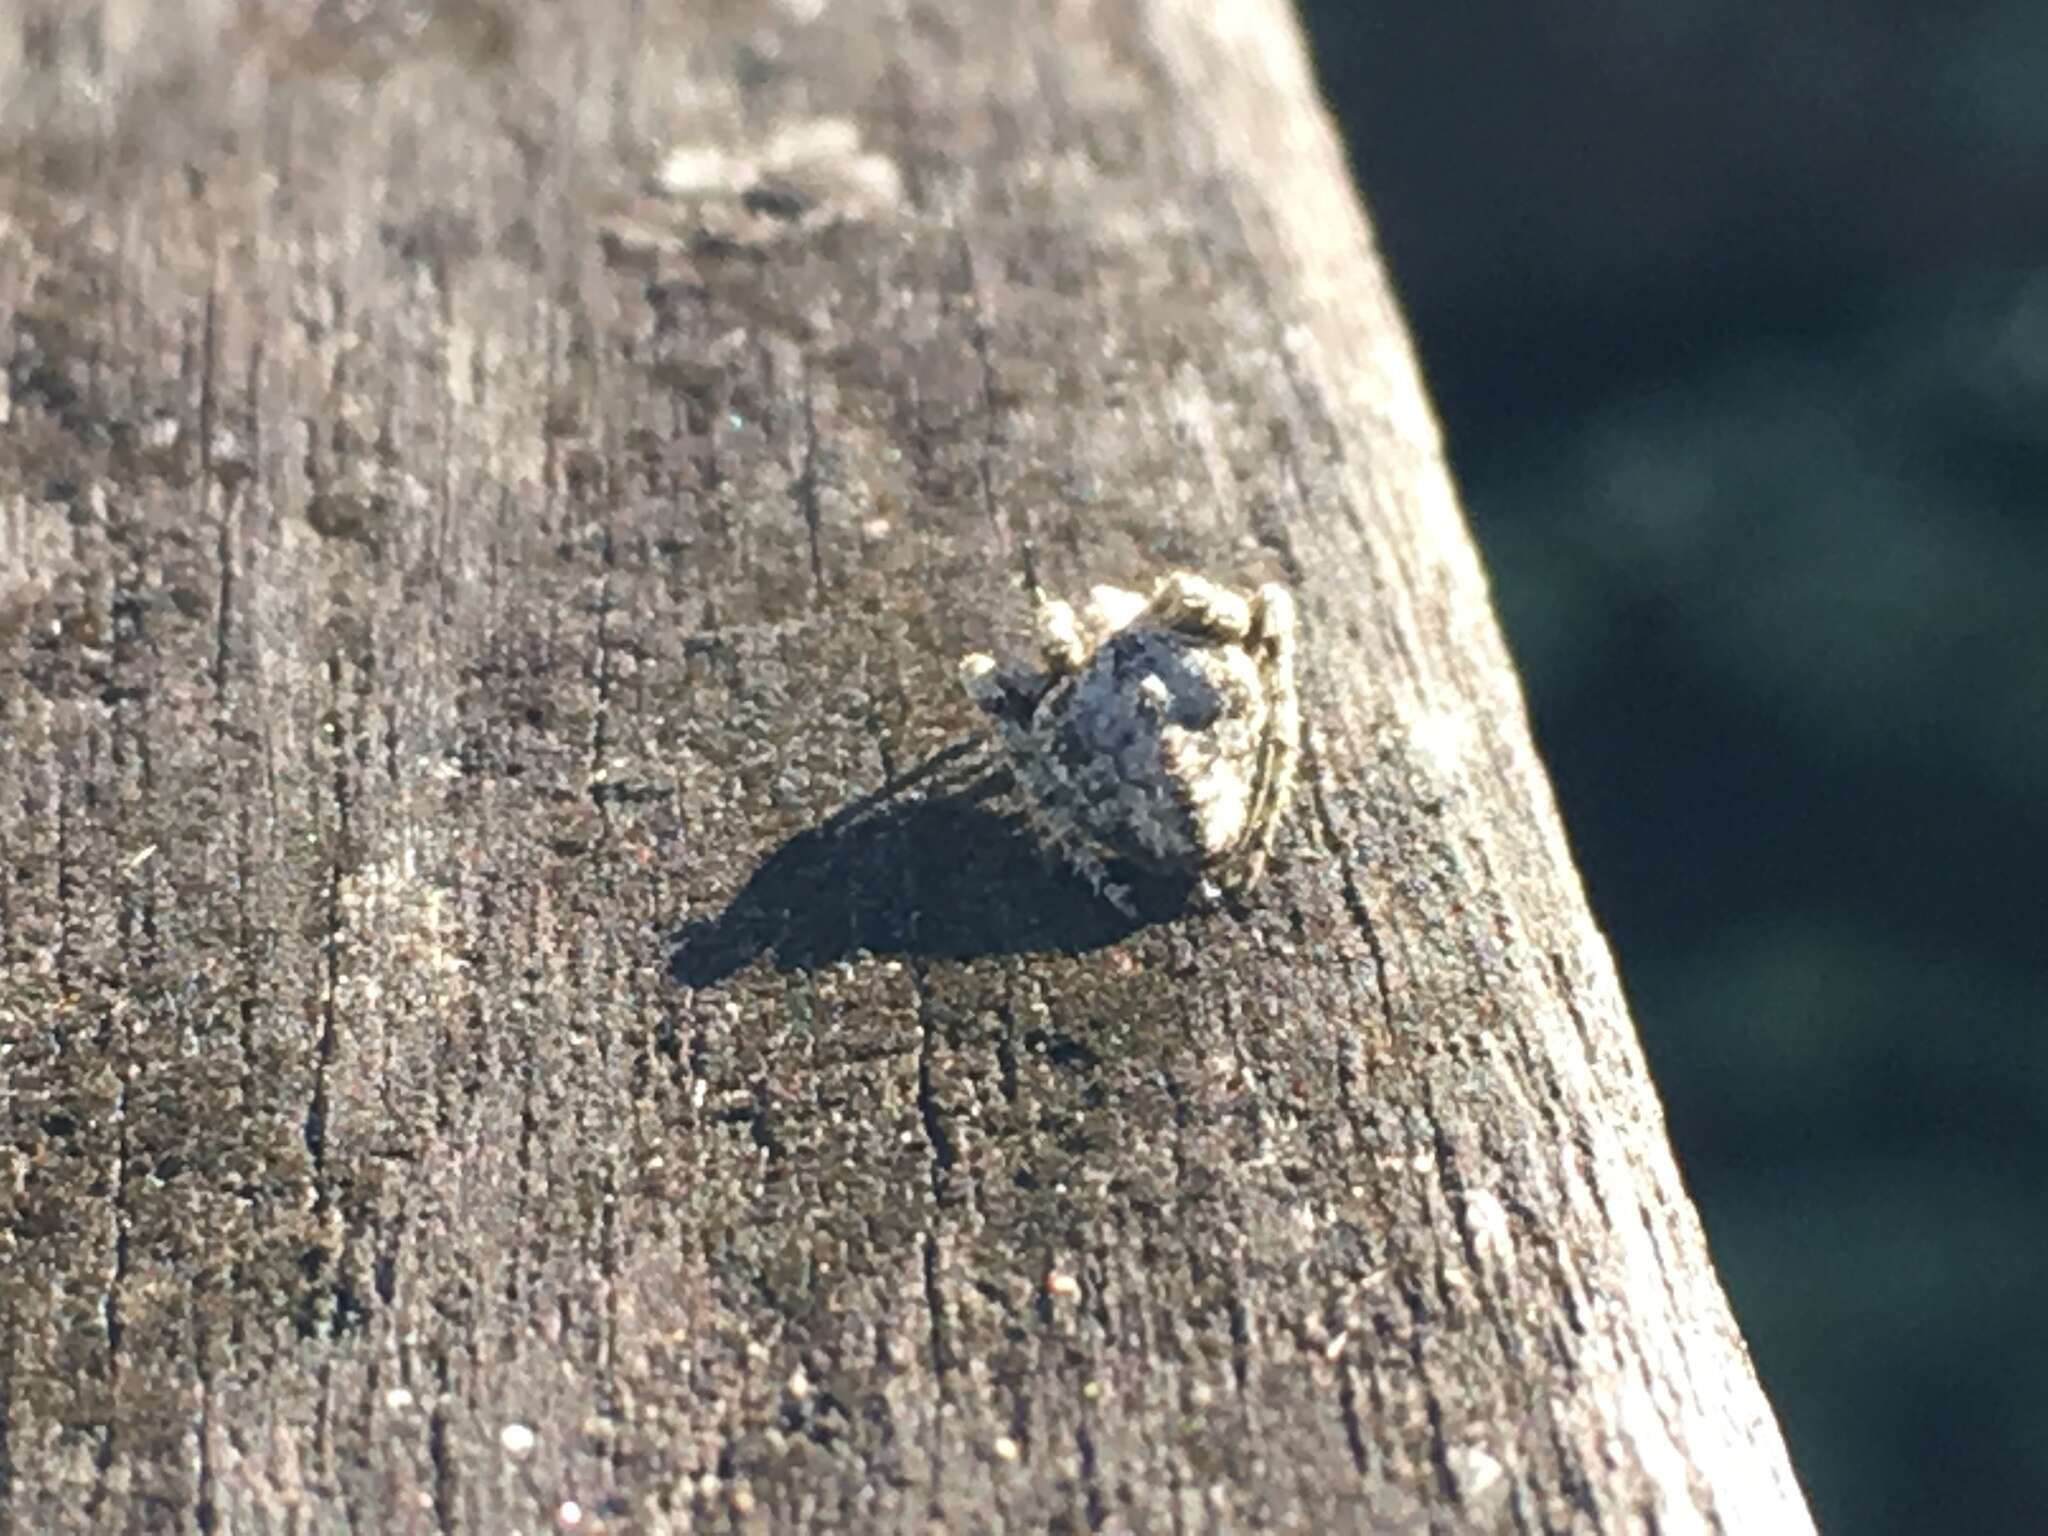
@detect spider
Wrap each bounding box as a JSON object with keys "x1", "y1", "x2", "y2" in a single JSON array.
[{"x1": 959, "y1": 571, "x2": 1299, "y2": 915}]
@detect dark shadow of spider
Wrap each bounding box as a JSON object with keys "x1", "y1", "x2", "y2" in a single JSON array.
[{"x1": 668, "y1": 740, "x2": 1196, "y2": 984}]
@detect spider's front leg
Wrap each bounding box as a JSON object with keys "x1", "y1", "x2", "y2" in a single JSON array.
[
  {"x1": 1032, "y1": 590, "x2": 1091, "y2": 675},
  {"x1": 1143, "y1": 571, "x2": 1253, "y2": 641},
  {"x1": 1251, "y1": 582, "x2": 1296, "y2": 663},
  {"x1": 1081, "y1": 583, "x2": 1149, "y2": 641}
]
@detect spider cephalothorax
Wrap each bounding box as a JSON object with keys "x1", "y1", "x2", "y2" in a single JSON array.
[{"x1": 959, "y1": 572, "x2": 1299, "y2": 913}]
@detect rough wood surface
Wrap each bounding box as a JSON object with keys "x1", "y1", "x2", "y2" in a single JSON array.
[{"x1": 0, "y1": 2, "x2": 1811, "y2": 1532}]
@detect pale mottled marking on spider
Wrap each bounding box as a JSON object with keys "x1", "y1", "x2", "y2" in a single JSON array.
[{"x1": 959, "y1": 571, "x2": 1299, "y2": 915}]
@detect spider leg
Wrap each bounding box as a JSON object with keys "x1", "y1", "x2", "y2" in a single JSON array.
[
  {"x1": 1082, "y1": 583, "x2": 1148, "y2": 640},
  {"x1": 1143, "y1": 570, "x2": 1254, "y2": 641},
  {"x1": 1236, "y1": 583, "x2": 1299, "y2": 888},
  {"x1": 1250, "y1": 582, "x2": 1296, "y2": 650},
  {"x1": 1032, "y1": 590, "x2": 1091, "y2": 675}
]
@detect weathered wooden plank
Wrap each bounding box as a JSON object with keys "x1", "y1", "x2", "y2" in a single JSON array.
[{"x1": 1, "y1": 1, "x2": 1809, "y2": 1531}]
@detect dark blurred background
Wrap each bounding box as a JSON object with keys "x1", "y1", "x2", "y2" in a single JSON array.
[{"x1": 1296, "y1": 5, "x2": 2048, "y2": 1532}]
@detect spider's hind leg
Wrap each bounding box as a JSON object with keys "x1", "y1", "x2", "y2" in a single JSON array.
[{"x1": 1241, "y1": 583, "x2": 1301, "y2": 885}]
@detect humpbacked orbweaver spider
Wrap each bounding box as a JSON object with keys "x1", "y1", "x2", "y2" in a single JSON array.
[{"x1": 959, "y1": 572, "x2": 1299, "y2": 914}]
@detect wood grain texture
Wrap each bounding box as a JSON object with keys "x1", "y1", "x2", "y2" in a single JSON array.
[{"x1": 0, "y1": 1, "x2": 1811, "y2": 1531}]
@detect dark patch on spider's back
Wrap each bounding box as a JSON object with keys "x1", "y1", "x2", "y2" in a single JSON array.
[{"x1": 1050, "y1": 631, "x2": 1244, "y2": 762}]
